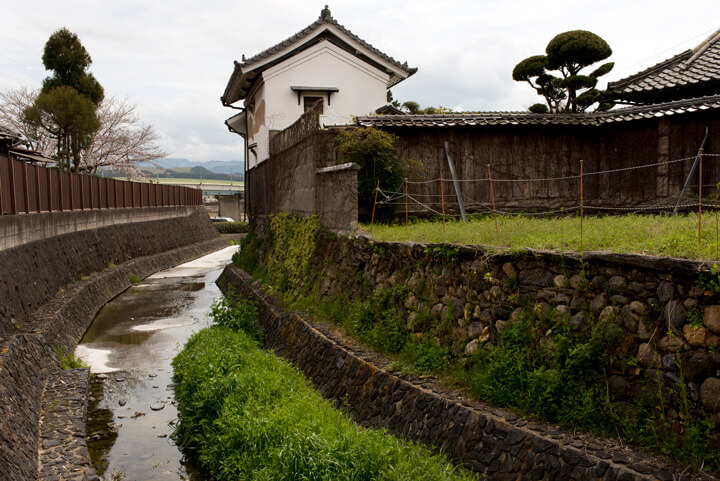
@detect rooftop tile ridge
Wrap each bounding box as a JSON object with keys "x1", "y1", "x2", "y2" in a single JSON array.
[
  {"x1": 684, "y1": 27, "x2": 720, "y2": 69},
  {"x1": 608, "y1": 49, "x2": 692, "y2": 91}
]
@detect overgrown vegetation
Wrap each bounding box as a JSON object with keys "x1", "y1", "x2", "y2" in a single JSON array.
[
  {"x1": 213, "y1": 221, "x2": 248, "y2": 234},
  {"x1": 234, "y1": 214, "x2": 720, "y2": 474},
  {"x1": 336, "y1": 127, "x2": 408, "y2": 218},
  {"x1": 171, "y1": 297, "x2": 472, "y2": 481},
  {"x1": 56, "y1": 346, "x2": 88, "y2": 370},
  {"x1": 366, "y1": 213, "x2": 720, "y2": 260},
  {"x1": 462, "y1": 310, "x2": 718, "y2": 471},
  {"x1": 128, "y1": 274, "x2": 142, "y2": 284}
]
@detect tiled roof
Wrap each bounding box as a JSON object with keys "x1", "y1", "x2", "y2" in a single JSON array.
[
  {"x1": 335, "y1": 95, "x2": 720, "y2": 129},
  {"x1": 606, "y1": 28, "x2": 720, "y2": 103},
  {"x1": 222, "y1": 6, "x2": 416, "y2": 105},
  {"x1": 0, "y1": 125, "x2": 21, "y2": 143},
  {"x1": 241, "y1": 6, "x2": 415, "y2": 76}
]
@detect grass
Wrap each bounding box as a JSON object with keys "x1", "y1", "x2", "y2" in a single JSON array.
[
  {"x1": 128, "y1": 274, "x2": 142, "y2": 284},
  {"x1": 171, "y1": 298, "x2": 472, "y2": 481},
  {"x1": 233, "y1": 215, "x2": 720, "y2": 475},
  {"x1": 365, "y1": 212, "x2": 720, "y2": 260},
  {"x1": 55, "y1": 346, "x2": 88, "y2": 370}
]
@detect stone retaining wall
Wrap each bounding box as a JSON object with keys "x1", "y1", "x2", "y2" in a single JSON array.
[
  {"x1": 0, "y1": 236, "x2": 228, "y2": 481},
  {"x1": 304, "y1": 234, "x2": 720, "y2": 425},
  {"x1": 218, "y1": 266, "x2": 684, "y2": 481}
]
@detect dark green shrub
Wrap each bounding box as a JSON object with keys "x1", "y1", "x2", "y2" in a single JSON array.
[
  {"x1": 210, "y1": 292, "x2": 262, "y2": 343},
  {"x1": 214, "y1": 221, "x2": 249, "y2": 234}
]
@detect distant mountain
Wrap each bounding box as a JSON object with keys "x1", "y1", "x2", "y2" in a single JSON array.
[{"x1": 137, "y1": 158, "x2": 244, "y2": 175}]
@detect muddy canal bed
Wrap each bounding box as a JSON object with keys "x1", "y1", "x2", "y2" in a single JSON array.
[{"x1": 76, "y1": 246, "x2": 238, "y2": 480}]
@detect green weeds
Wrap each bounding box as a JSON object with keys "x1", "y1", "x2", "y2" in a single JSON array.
[
  {"x1": 171, "y1": 301, "x2": 471, "y2": 480},
  {"x1": 55, "y1": 346, "x2": 88, "y2": 370},
  {"x1": 210, "y1": 292, "x2": 261, "y2": 343},
  {"x1": 128, "y1": 274, "x2": 142, "y2": 285},
  {"x1": 366, "y1": 213, "x2": 720, "y2": 260}
]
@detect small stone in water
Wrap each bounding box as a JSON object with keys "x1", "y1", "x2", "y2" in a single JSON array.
[
  {"x1": 115, "y1": 378, "x2": 125, "y2": 383},
  {"x1": 150, "y1": 403, "x2": 165, "y2": 411},
  {"x1": 148, "y1": 373, "x2": 157, "y2": 378},
  {"x1": 118, "y1": 398, "x2": 127, "y2": 406}
]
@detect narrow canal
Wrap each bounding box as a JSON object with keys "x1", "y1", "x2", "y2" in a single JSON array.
[{"x1": 76, "y1": 245, "x2": 238, "y2": 480}]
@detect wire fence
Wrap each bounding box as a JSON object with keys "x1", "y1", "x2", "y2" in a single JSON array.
[
  {"x1": 372, "y1": 146, "x2": 717, "y2": 246},
  {"x1": 0, "y1": 154, "x2": 202, "y2": 215}
]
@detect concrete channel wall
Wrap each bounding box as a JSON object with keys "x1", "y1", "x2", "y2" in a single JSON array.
[
  {"x1": 218, "y1": 267, "x2": 680, "y2": 481},
  {"x1": 0, "y1": 205, "x2": 203, "y2": 252},
  {"x1": 0, "y1": 206, "x2": 225, "y2": 480}
]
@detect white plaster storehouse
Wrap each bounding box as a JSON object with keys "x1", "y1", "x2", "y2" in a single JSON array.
[{"x1": 221, "y1": 6, "x2": 416, "y2": 170}]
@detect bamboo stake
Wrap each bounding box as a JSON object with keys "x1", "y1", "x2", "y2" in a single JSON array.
[
  {"x1": 487, "y1": 164, "x2": 498, "y2": 236},
  {"x1": 580, "y1": 160, "x2": 584, "y2": 252},
  {"x1": 370, "y1": 180, "x2": 380, "y2": 227},
  {"x1": 698, "y1": 148, "x2": 704, "y2": 244},
  {"x1": 440, "y1": 166, "x2": 446, "y2": 233},
  {"x1": 405, "y1": 178, "x2": 409, "y2": 232}
]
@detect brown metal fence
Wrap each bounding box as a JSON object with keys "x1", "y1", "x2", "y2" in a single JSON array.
[{"x1": 0, "y1": 154, "x2": 202, "y2": 215}]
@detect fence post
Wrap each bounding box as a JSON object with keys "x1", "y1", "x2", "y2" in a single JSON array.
[
  {"x1": 444, "y1": 141, "x2": 467, "y2": 223},
  {"x1": 699, "y1": 148, "x2": 704, "y2": 244},
  {"x1": 405, "y1": 178, "x2": 409, "y2": 232},
  {"x1": 47, "y1": 168, "x2": 52, "y2": 212},
  {"x1": 440, "y1": 166, "x2": 446, "y2": 233},
  {"x1": 9, "y1": 158, "x2": 16, "y2": 214},
  {"x1": 580, "y1": 160, "x2": 584, "y2": 252},
  {"x1": 487, "y1": 164, "x2": 498, "y2": 236},
  {"x1": 58, "y1": 172, "x2": 64, "y2": 212},
  {"x1": 22, "y1": 162, "x2": 30, "y2": 213},
  {"x1": 371, "y1": 180, "x2": 380, "y2": 227},
  {"x1": 674, "y1": 128, "x2": 709, "y2": 215},
  {"x1": 34, "y1": 165, "x2": 41, "y2": 213}
]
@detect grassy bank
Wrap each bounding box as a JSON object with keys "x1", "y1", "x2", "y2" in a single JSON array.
[
  {"x1": 233, "y1": 215, "x2": 720, "y2": 475},
  {"x1": 365, "y1": 213, "x2": 720, "y2": 260},
  {"x1": 171, "y1": 296, "x2": 473, "y2": 481}
]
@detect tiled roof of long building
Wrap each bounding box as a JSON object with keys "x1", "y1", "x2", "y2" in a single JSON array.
[
  {"x1": 336, "y1": 95, "x2": 720, "y2": 129},
  {"x1": 606, "y1": 28, "x2": 720, "y2": 103}
]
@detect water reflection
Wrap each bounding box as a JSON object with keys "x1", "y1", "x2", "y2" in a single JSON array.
[{"x1": 78, "y1": 246, "x2": 237, "y2": 480}]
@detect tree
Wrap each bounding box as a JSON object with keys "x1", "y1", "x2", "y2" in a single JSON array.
[
  {"x1": 1, "y1": 87, "x2": 167, "y2": 175},
  {"x1": 336, "y1": 127, "x2": 405, "y2": 218},
  {"x1": 513, "y1": 30, "x2": 614, "y2": 113},
  {"x1": 400, "y1": 101, "x2": 454, "y2": 115},
  {"x1": 80, "y1": 96, "x2": 167, "y2": 175},
  {"x1": 40, "y1": 28, "x2": 104, "y2": 104},
  {"x1": 24, "y1": 28, "x2": 103, "y2": 171},
  {"x1": 0, "y1": 87, "x2": 54, "y2": 154},
  {"x1": 22, "y1": 86, "x2": 99, "y2": 172}
]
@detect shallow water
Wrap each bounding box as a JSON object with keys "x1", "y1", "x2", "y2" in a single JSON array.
[{"x1": 77, "y1": 245, "x2": 238, "y2": 480}]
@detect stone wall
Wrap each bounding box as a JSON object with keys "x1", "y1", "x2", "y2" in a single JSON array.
[
  {"x1": 0, "y1": 211, "x2": 226, "y2": 479},
  {"x1": 302, "y1": 234, "x2": 720, "y2": 422},
  {"x1": 0, "y1": 207, "x2": 217, "y2": 337},
  {"x1": 218, "y1": 266, "x2": 686, "y2": 481},
  {"x1": 245, "y1": 106, "x2": 359, "y2": 230}
]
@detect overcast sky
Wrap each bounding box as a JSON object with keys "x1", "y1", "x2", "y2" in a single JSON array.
[{"x1": 2, "y1": 1, "x2": 718, "y2": 163}]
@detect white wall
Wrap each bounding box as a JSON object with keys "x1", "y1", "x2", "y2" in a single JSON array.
[{"x1": 245, "y1": 40, "x2": 390, "y2": 168}]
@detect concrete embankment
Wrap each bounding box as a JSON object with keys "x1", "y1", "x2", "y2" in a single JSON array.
[{"x1": 0, "y1": 206, "x2": 224, "y2": 481}]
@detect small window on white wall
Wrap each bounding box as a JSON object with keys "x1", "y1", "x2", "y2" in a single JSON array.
[{"x1": 303, "y1": 96, "x2": 323, "y2": 113}]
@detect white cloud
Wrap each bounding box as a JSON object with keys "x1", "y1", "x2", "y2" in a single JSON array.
[{"x1": 1, "y1": 0, "x2": 717, "y2": 161}]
